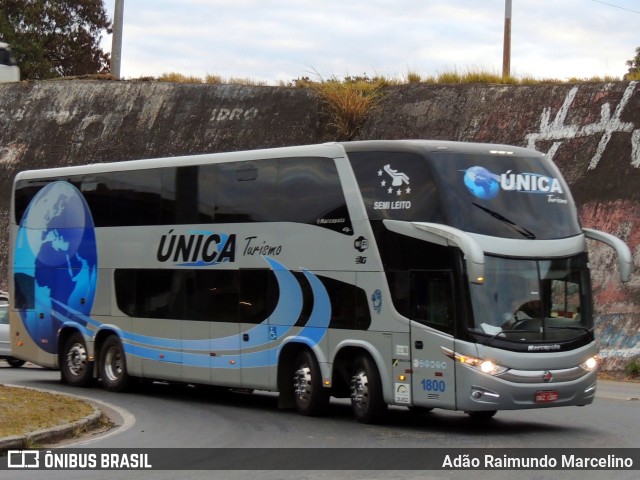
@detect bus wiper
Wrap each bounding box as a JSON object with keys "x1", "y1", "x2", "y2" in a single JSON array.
[
  {"x1": 472, "y1": 203, "x2": 536, "y2": 239},
  {"x1": 483, "y1": 329, "x2": 541, "y2": 345},
  {"x1": 548, "y1": 326, "x2": 592, "y2": 335}
]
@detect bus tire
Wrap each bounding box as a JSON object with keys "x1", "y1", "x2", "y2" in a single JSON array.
[
  {"x1": 292, "y1": 350, "x2": 329, "y2": 416},
  {"x1": 100, "y1": 335, "x2": 131, "y2": 392},
  {"x1": 7, "y1": 358, "x2": 26, "y2": 368},
  {"x1": 408, "y1": 406, "x2": 434, "y2": 414},
  {"x1": 350, "y1": 354, "x2": 387, "y2": 424},
  {"x1": 60, "y1": 332, "x2": 93, "y2": 387}
]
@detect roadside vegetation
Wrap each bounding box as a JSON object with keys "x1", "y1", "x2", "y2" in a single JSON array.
[
  {"x1": 0, "y1": 384, "x2": 94, "y2": 438},
  {"x1": 153, "y1": 67, "x2": 628, "y2": 87},
  {"x1": 148, "y1": 67, "x2": 630, "y2": 141},
  {"x1": 626, "y1": 357, "x2": 640, "y2": 379}
]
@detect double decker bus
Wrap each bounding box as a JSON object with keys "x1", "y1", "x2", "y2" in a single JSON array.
[{"x1": 9, "y1": 140, "x2": 632, "y2": 423}]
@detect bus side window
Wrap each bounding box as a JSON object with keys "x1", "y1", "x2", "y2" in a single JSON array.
[
  {"x1": 277, "y1": 157, "x2": 352, "y2": 234},
  {"x1": 216, "y1": 161, "x2": 277, "y2": 223}
]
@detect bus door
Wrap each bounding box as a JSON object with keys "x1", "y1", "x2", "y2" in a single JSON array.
[{"x1": 409, "y1": 270, "x2": 457, "y2": 409}]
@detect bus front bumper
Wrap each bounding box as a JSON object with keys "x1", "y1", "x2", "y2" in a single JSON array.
[{"x1": 455, "y1": 366, "x2": 598, "y2": 412}]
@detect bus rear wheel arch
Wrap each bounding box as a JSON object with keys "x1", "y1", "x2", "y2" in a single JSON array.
[
  {"x1": 99, "y1": 335, "x2": 132, "y2": 392},
  {"x1": 60, "y1": 331, "x2": 93, "y2": 387}
]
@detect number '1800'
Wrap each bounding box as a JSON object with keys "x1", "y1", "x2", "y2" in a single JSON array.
[{"x1": 421, "y1": 379, "x2": 445, "y2": 392}]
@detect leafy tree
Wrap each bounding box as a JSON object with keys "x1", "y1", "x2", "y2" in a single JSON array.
[
  {"x1": 0, "y1": 0, "x2": 112, "y2": 80},
  {"x1": 626, "y1": 47, "x2": 640, "y2": 75}
]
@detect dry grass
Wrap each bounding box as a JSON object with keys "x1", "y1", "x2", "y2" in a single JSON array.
[
  {"x1": 0, "y1": 384, "x2": 94, "y2": 438},
  {"x1": 310, "y1": 76, "x2": 384, "y2": 140},
  {"x1": 151, "y1": 67, "x2": 628, "y2": 87},
  {"x1": 157, "y1": 72, "x2": 269, "y2": 86}
]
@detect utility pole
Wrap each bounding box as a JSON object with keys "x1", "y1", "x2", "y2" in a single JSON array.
[
  {"x1": 111, "y1": 0, "x2": 124, "y2": 79},
  {"x1": 502, "y1": 0, "x2": 512, "y2": 79}
]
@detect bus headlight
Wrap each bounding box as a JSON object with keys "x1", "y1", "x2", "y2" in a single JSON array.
[
  {"x1": 580, "y1": 356, "x2": 598, "y2": 371},
  {"x1": 442, "y1": 348, "x2": 508, "y2": 376}
]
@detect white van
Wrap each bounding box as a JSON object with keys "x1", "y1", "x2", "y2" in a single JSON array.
[{"x1": 0, "y1": 42, "x2": 20, "y2": 82}]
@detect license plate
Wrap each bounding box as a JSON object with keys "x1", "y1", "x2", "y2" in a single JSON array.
[{"x1": 535, "y1": 390, "x2": 559, "y2": 403}]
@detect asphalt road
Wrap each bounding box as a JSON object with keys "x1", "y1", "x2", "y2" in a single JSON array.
[{"x1": 1, "y1": 363, "x2": 639, "y2": 480}]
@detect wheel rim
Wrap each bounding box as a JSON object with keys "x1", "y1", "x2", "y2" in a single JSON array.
[
  {"x1": 66, "y1": 342, "x2": 88, "y2": 377},
  {"x1": 104, "y1": 346, "x2": 123, "y2": 383},
  {"x1": 293, "y1": 365, "x2": 312, "y2": 407},
  {"x1": 350, "y1": 369, "x2": 370, "y2": 411}
]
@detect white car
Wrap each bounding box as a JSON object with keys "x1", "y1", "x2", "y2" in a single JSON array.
[
  {"x1": 0, "y1": 296, "x2": 25, "y2": 367},
  {"x1": 0, "y1": 42, "x2": 20, "y2": 83}
]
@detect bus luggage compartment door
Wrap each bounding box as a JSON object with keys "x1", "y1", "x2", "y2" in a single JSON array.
[{"x1": 409, "y1": 270, "x2": 456, "y2": 410}]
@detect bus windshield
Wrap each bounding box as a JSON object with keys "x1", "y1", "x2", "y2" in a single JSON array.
[
  {"x1": 468, "y1": 254, "x2": 593, "y2": 343},
  {"x1": 431, "y1": 151, "x2": 581, "y2": 240},
  {"x1": 348, "y1": 148, "x2": 582, "y2": 240}
]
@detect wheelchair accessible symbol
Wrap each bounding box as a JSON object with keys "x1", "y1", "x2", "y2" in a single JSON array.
[{"x1": 269, "y1": 326, "x2": 277, "y2": 340}]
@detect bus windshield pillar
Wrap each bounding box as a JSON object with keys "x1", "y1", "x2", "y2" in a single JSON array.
[{"x1": 383, "y1": 220, "x2": 485, "y2": 284}]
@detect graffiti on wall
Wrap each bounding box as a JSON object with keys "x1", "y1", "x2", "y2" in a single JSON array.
[
  {"x1": 596, "y1": 313, "x2": 640, "y2": 370},
  {"x1": 523, "y1": 82, "x2": 640, "y2": 368},
  {"x1": 525, "y1": 81, "x2": 639, "y2": 169}
]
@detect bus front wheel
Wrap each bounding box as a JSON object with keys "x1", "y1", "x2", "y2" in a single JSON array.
[
  {"x1": 60, "y1": 332, "x2": 93, "y2": 387},
  {"x1": 466, "y1": 410, "x2": 497, "y2": 420},
  {"x1": 292, "y1": 350, "x2": 329, "y2": 416},
  {"x1": 6, "y1": 358, "x2": 26, "y2": 368},
  {"x1": 350, "y1": 355, "x2": 387, "y2": 424},
  {"x1": 100, "y1": 335, "x2": 131, "y2": 392}
]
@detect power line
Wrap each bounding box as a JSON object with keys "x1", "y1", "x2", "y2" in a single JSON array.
[{"x1": 591, "y1": 0, "x2": 640, "y2": 15}]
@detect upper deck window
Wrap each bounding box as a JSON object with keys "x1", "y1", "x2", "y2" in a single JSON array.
[
  {"x1": 349, "y1": 151, "x2": 445, "y2": 223},
  {"x1": 14, "y1": 156, "x2": 352, "y2": 235}
]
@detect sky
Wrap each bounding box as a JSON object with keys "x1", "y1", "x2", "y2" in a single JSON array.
[{"x1": 100, "y1": 0, "x2": 640, "y2": 83}]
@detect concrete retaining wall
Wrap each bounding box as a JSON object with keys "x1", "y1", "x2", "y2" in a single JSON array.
[{"x1": 1, "y1": 79, "x2": 638, "y2": 369}]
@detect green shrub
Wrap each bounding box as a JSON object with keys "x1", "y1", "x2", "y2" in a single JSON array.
[{"x1": 625, "y1": 357, "x2": 640, "y2": 378}]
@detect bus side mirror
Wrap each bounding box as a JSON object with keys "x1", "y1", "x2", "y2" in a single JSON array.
[{"x1": 583, "y1": 228, "x2": 633, "y2": 283}]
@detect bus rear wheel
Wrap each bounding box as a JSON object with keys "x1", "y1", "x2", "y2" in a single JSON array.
[
  {"x1": 61, "y1": 332, "x2": 93, "y2": 387},
  {"x1": 100, "y1": 335, "x2": 131, "y2": 392},
  {"x1": 292, "y1": 350, "x2": 329, "y2": 416},
  {"x1": 350, "y1": 355, "x2": 387, "y2": 424}
]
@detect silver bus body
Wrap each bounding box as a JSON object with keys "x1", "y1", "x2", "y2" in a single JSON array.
[{"x1": 9, "y1": 140, "x2": 631, "y2": 422}]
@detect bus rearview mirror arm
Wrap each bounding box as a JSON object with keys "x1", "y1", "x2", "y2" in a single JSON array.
[{"x1": 583, "y1": 228, "x2": 633, "y2": 283}]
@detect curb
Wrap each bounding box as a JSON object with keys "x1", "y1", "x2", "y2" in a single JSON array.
[{"x1": 0, "y1": 385, "x2": 103, "y2": 455}]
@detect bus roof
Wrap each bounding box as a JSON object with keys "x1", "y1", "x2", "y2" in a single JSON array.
[
  {"x1": 339, "y1": 139, "x2": 541, "y2": 157},
  {"x1": 13, "y1": 140, "x2": 543, "y2": 182}
]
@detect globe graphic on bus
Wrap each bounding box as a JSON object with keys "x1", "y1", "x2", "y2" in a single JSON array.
[
  {"x1": 13, "y1": 181, "x2": 97, "y2": 353},
  {"x1": 463, "y1": 166, "x2": 500, "y2": 200}
]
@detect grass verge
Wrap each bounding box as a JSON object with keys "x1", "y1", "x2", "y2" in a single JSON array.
[{"x1": 0, "y1": 384, "x2": 94, "y2": 438}]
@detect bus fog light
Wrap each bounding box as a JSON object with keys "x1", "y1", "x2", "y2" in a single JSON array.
[{"x1": 470, "y1": 386, "x2": 500, "y2": 401}]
